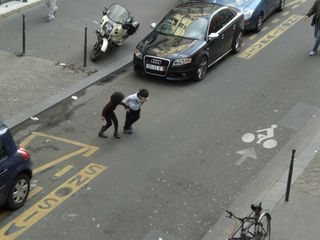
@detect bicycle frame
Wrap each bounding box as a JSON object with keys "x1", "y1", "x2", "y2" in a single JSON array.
[{"x1": 226, "y1": 202, "x2": 271, "y2": 240}]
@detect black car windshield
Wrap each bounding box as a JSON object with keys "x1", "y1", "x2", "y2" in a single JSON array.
[
  {"x1": 155, "y1": 12, "x2": 209, "y2": 40},
  {"x1": 107, "y1": 4, "x2": 130, "y2": 24}
]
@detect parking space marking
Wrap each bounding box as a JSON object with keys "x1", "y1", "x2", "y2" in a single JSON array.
[
  {"x1": 54, "y1": 165, "x2": 73, "y2": 178},
  {"x1": 19, "y1": 132, "x2": 99, "y2": 174},
  {"x1": 0, "y1": 186, "x2": 43, "y2": 221},
  {"x1": 0, "y1": 163, "x2": 106, "y2": 240},
  {"x1": 33, "y1": 147, "x2": 89, "y2": 174},
  {"x1": 19, "y1": 134, "x2": 36, "y2": 148},
  {"x1": 238, "y1": 15, "x2": 303, "y2": 59},
  {"x1": 28, "y1": 186, "x2": 43, "y2": 199},
  {"x1": 271, "y1": 18, "x2": 280, "y2": 24},
  {"x1": 282, "y1": 11, "x2": 290, "y2": 16},
  {"x1": 286, "y1": 0, "x2": 304, "y2": 7}
]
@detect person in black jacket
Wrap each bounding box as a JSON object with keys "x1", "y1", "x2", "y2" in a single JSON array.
[
  {"x1": 305, "y1": 0, "x2": 320, "y2": 56},
  {"x1": 99, "y1": 92, "x2": 127, "y2": 139}
]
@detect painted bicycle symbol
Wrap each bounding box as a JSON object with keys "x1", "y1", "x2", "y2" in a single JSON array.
[{"x1": 241, "y1": 124, "x2": 278, "y2": 149}]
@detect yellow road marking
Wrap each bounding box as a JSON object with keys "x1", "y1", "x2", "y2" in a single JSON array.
[
  {"x1": 292, "y1": 4, "x2": 299, "y2": 9},
  {"x1": 0, "y1": 186, "x2": 43, "y2": 220},
  {"x1": 261, "y1": 26, "x2": 269, "y2": 32},
  {"x1": 54, "y1": 165, "x2": 73, "y2": 177},
  {"x1": 286, "y1": 0, "x2": 303, "y2": 7},
  {"x1": 0, "y1": 163, "x2": 106, "y2": 240},
  {"x1": 272, "y1": 19, "x2": 280, "y2": 24},
  {"x1": 19, "y1": 134, "x2": 36, "y2": 148},
  {"x1": 249, "y1": 35, "x2": 257, "y2": 40},
  {"x1": 238, "y1": 15, "x2": 303, "y2": 59},
  {"x1": 282, "y1": 11, "x2": 290, "y2": 16},
  {"x1": 28, "y1": 186, "x2": 43, "y2": 199},
  {"x1": 33, "y1": 147, "x2": 89, "y2": 174}
]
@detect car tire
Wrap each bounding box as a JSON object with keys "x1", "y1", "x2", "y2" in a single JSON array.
[
  {"x1": 6, "y1": 174, "x2": 30, "y2": 210},
  {"x1": 255, "y1": 13, "x2": 264, "y2": 32},
  {"x1": 193, "y1": 56, "x2": 208, "y2": 81},
  {"x1": 277, "y1": 0, "x2": 285, "y2": 12},
  {"x1": 231, "y1": 30, "x2": 244, "y2": 53}
]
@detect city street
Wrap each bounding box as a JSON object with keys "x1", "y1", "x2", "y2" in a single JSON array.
[{"x1": 1, "y1": 0, "x2": 320, "y2": 240}]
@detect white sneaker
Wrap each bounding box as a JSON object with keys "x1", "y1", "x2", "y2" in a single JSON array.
[{"x1": 309, "y1": 50, "x2": 317, "y2": 56}]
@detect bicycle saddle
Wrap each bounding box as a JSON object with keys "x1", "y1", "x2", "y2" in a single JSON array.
[{"x1": 250, "y1": 202, "x2": 262, "y2": 212}]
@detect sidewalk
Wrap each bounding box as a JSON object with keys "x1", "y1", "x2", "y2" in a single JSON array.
[{"x1": 0, "y1": 1, "x2": 132, "y2": 128}]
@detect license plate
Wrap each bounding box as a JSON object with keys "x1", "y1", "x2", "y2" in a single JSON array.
[{"x1": 146, "y1": 63, "x2": 164, "y2": 71}]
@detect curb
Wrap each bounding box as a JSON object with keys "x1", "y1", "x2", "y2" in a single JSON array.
[
  {"x1": 5, "y1": 54, "x2": 133, "y2": 129},
  {"x1": 0, "y1": 0, "x2": 42, "y2": 20}
]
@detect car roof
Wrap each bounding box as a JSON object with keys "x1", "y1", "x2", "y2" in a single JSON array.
[{"x1": 176, "y1": 2, "x2": 225, "y2": 17}]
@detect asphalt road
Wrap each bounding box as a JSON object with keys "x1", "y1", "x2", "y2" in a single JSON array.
[{"x1": 1, "y1": 0, "x2": 320, "y2": 240}]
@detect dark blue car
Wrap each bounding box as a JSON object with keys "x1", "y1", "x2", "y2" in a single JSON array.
[
  {"x1": 179, "y1": 0, "x2": 285, "y2": 31},
  {"x1": 0, "y1": 122, "x2": 33, "y2": 210}
]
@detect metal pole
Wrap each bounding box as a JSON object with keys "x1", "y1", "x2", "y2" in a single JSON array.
[
  {"x1": 22, "y1": 14, "x2": 26, "y2": 55},
  {"x1": 83, "y1": 26, "x2": 87, "y2": 67},
  {"x1": 285, "y1": 149, "x2": 296, "y2": 202}
]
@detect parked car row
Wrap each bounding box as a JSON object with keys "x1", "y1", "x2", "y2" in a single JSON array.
[{"x1": 132, "y1": 0, "x2": 284, "y2": 81}]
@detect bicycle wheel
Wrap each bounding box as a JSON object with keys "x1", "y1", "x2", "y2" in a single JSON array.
[{"x1": 255, "y1": 214, "x2": 271, "y2": 240}]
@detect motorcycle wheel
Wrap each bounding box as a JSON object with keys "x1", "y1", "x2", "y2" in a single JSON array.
[{"x1": 90, "y1": 41, "x2": 103, "y2": 62}]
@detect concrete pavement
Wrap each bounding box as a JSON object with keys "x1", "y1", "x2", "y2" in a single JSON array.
[{"x1": 1, "y1": 2, "x2": 319, "y2": 240}]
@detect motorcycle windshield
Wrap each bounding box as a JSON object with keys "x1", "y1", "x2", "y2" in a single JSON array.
[{"x1": 107, "y1": 4, "x2": 130, "y2": 24}]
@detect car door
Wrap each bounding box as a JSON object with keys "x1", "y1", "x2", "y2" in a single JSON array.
[
  {"x1": 207, "y1": 9, "x2": 236, "y2": 63},
  {"x1": 0, "y1": 139, "x2": 9, "y2": 205},
  {"x1": 207, "y1": 11, "x2": 225, "y2": 64}
]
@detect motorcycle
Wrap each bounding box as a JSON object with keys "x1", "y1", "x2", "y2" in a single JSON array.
[{"x1": 90, "y1": 3, "x2": 140, "y2": 62}]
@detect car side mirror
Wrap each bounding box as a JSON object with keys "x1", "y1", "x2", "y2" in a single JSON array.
[
  {"x1": 150, "y1": 23, "x2": 157, "y2": 28},
  {"x1": 208, "y1": 32, "x2": 219, "y2": 40}
]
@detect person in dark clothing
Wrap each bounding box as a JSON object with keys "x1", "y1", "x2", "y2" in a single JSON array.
[
  {"x1": 99, "y1": 92, "x2": 127, "y2": 139},
  {"x1": 122, "y1": 89, "x2": 149, "y2": 134},
  {"x1": 305, "y1": 0, "x2": 320, "y2": 56}
]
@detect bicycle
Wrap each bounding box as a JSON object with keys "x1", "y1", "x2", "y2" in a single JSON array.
[{"x1": 225, "y1": 201, "x2": 271, "y2": 240}]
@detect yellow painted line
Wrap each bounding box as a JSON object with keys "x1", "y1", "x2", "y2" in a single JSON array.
[
  {"x1": 0, "y1": 163, "x2": 106, "y2": 240},
  {"x1": 28, "y1": 186, "x2": 43, "y2": 199},
  {"x1": 272, "y1": 19, "x2": 280, "y2": 24},
  {"x1": 19, "y1": 134, "x2": 36, "y2": 148},
  {"x1": 261, "y1": 26, "x2": 269, "y2": 32},
  {"x1": 286, "y1": 0, "x2": 303, "y2": 7},
  {"x1": 31, "y1": 132, "x2": 99, "y2": 157},
  {"x1": 32, "y1": 132, "x2": 92, "y2": 148},
  {"x1": 82, "y1": 146, "x2": 99, "y2": 157},
  {"x1": 292, "y1": 4, "x2": 299, "y2": 9},
  {"x1": 33, "y1": 147, "x2": 89, "y2": 174},
  {"x1": 54, "y1": 165, "x2": 73, "y2": 177},
  {"x1": 282, "y1": 11, "x2": 290, "y2": 16},
  {"x1": 249, "y1": 35, "x2": 257, "y2": 40},
  {"x1": 238, "y1": 15, "x2": 303, "y2": 59},
  {"x1": 0, "y1": 186, "x2": 43, "y2": 221}
]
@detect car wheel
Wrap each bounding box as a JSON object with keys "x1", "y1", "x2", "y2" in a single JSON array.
[
  {"x1": 277, "y1": 0, "x2": 285, "y2": 11},
  {"x1": 232, "y1": 30, "x2": 244, "y2": 53},
  {"x1": 256, "y1": 13, "x2": 264, "y2": 32},
  {"x1": 6, "y1": 174, "x2": 30, "y2": 210},
  {"x1": 193, "y1": 56, "x2": 208, "y2": 81}
]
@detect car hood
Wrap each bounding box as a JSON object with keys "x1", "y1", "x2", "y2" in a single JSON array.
[
  {"x1": 214, "y1": 0, "x2": 255, "y2": 10},
  {"x1": 138, "y1": 31, "x2": 204, "y2": 58}
]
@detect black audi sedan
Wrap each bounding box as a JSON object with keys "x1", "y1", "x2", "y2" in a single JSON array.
[{"x1": 133, "y1": 2, "x2": 244, "y2": 81}]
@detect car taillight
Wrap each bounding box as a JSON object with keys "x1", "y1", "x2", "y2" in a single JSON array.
[{"x1": 18, "y1": 147, "x2": 30, "y2": 160}]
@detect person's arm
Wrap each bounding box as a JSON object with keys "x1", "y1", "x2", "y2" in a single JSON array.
[
  {"x1": 101, "y1": 102, "x2": 111, "y2": 119},
  {"x1": 306, "y1": 0, "x2": 318, "y2": 19}
]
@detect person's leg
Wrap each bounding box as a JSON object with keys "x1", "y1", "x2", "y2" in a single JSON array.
[
  {"x1": 48, "y1": 0, "x2": 55, "y2": 21},
  {"x1": 312, "y1": 26, "x2": 320, "y2": 51},
  {"x1": 129, "y1": 109, "x2": 141, "y2": 127},
  {"x1": 99, "y1": 116, "x2": 112, "y2": 138},
  {"x1": 110, "y1": 112, "x2": 120, "y2": 138},
  {"x1": 310, "y1": 27, "x2": 320, "y2": 55},
  {"x1": 124, "y1": 110, "x2": 134, "y2": 131}
]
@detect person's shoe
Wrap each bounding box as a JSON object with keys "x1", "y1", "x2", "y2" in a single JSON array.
[
  {"x1": 98, "y1": 132, "x2": 108, "y2": 138},
  {"x1": 309, "y1": 50, "x2": 317, "y2": 56},
  {"x1": 113, "y1": 133, "x2": 121, "y2": 139},
  {"x1": 123, "y1": 129, "x2": 133, "y2": 134}
]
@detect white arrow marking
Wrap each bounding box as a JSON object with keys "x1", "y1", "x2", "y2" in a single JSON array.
[{"x1": 236, "y1": 147, "x2": 257, "y2": 165}]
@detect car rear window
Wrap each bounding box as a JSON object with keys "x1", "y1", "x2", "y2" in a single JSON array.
[{"x1": 0, "y1": 139, "x2": 7, "y2": 159}]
